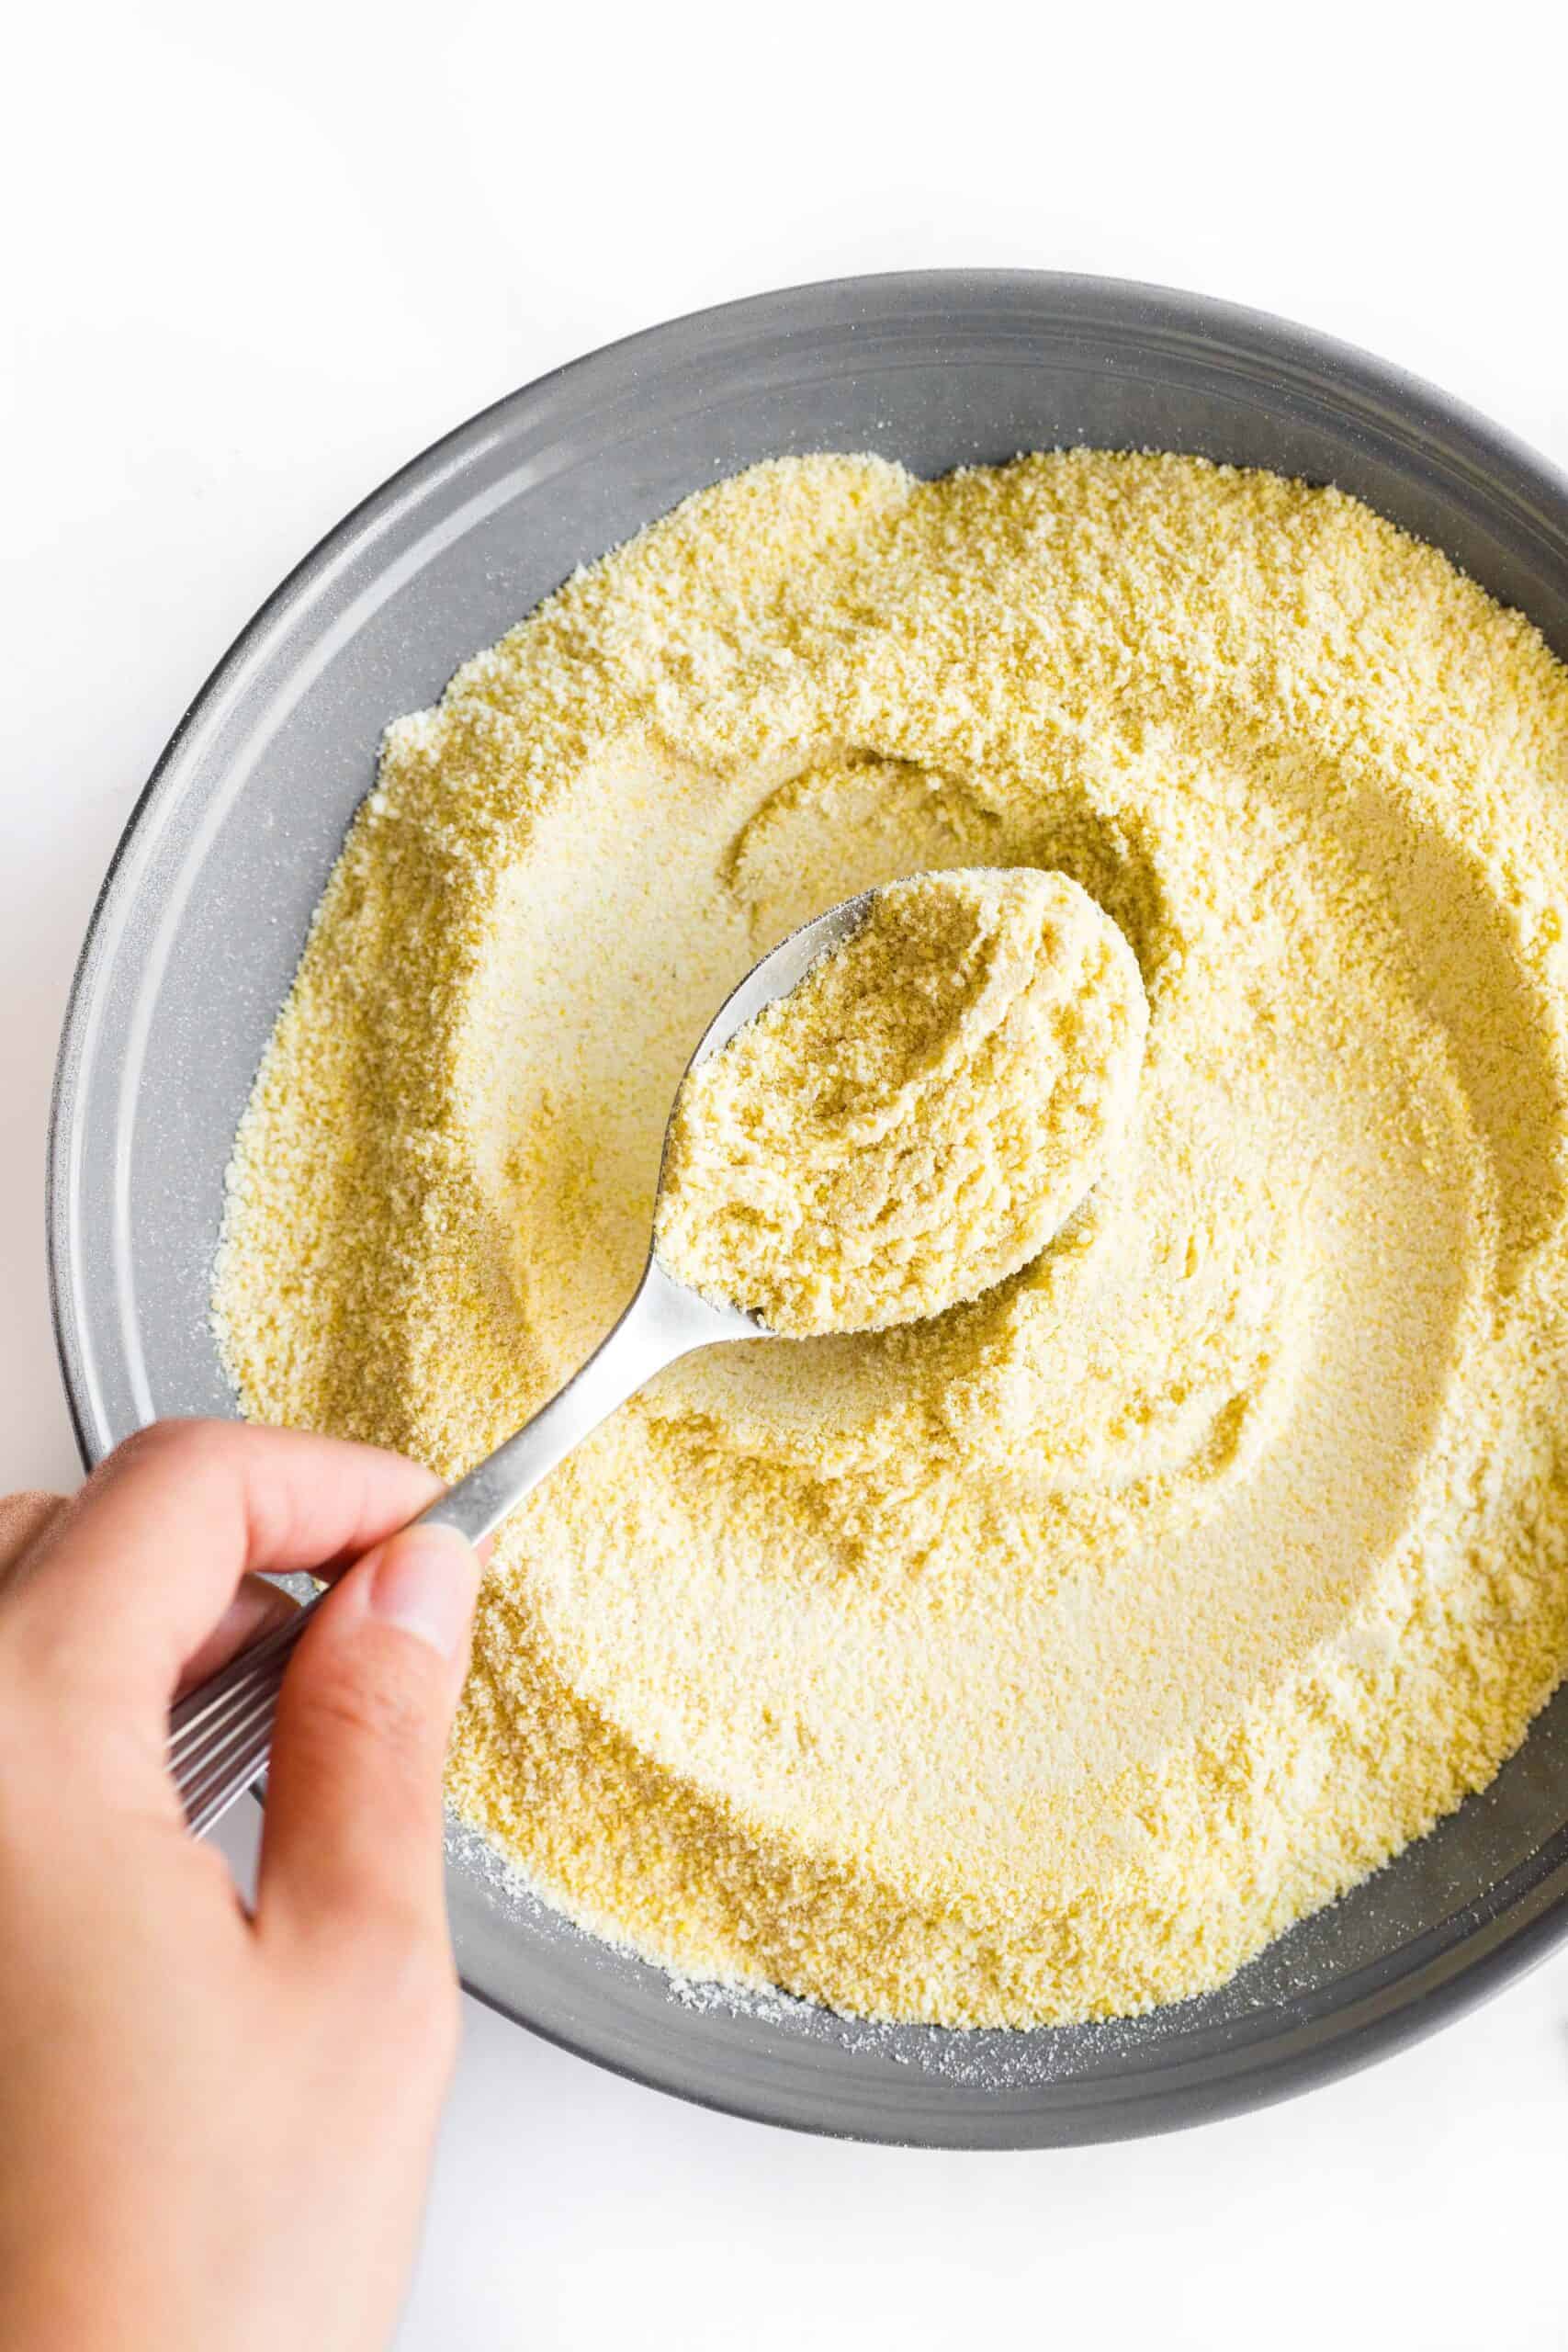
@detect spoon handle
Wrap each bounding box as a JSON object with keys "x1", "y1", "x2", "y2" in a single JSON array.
[
  {"x1": 418, "y1": 1258, "x2": 711, "y2": 1544},
  {"x1": 167, "y1": 1259, "x2": 720, "y2": 1838}
]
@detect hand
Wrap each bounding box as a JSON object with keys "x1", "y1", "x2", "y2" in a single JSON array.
[{"x1": 0, "y1": 1419, "x2": 482, "y2": 2352}]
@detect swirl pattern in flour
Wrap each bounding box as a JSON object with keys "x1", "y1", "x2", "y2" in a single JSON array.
[{"x1": 214, "y1": 451, "x2": 1568, "y2": 2025}]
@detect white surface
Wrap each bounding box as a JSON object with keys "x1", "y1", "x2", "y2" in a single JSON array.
[{"x1": 6, "y1": 5, "x2": 1568, "y2": 2346}]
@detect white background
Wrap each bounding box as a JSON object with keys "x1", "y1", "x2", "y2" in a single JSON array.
[{"x1": 6, "y1": 5, "x2": 1568, "y2": 2346}]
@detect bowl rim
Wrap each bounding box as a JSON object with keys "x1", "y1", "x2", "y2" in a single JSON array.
[{"x1": 47, "y1": 267, "x2": 1568, "y2": 2144}]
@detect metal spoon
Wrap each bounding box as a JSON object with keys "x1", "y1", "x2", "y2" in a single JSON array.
[{"x1": 169, "y1": 888, "x2": 876, "y2": 1835}]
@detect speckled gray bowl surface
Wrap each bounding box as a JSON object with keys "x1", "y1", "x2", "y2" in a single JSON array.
[{"x1": 49, "y1": 272, "x2": 1568, "y2": 2144}]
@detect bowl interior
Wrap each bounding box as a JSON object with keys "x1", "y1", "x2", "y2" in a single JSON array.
[{"x1": 51, "y1": 273, "x2": 1568, "y2": 2144}]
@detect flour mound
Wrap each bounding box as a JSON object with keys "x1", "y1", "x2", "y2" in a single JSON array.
[{"x1": 215, "y1": 451, "x2": 1568, "y2": 2028}]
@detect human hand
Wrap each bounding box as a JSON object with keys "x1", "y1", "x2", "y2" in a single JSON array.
[{"x1": 0, "y1": 1420, "x2": 482, "y2": 2352}]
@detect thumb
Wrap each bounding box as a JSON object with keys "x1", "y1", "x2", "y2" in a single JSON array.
[{"x1": 257, "y1": 1522, "x2": 480, "y2": 1953}]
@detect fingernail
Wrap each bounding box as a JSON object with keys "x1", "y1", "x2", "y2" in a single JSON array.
[{"x1": 367, "y1": 1525, "x2": 479, "y2": 1659}]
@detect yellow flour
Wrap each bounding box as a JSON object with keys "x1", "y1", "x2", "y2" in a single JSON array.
[
  {"x1": 213, "y1": 450, "x2": 1568, "y2": 2027},
  {"x1": 654, "y1": 867, "x2": 1147, "y2": 1335}
]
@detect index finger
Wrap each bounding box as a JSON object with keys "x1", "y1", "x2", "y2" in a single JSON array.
[{"x1": 3, "y1": 1419, "x2": 442, "y2": 1712}]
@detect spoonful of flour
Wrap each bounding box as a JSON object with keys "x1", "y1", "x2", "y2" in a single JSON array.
[{"x1": 654, "y1": 867, "x2": 1148, "y2": 1335}]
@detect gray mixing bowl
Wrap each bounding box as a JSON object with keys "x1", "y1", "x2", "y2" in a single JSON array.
[{"x1": 49, "y1": 272, "x2": 1568, "y2": 2146}]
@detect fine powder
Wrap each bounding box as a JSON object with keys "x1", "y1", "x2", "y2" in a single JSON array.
[
  {"x1": 213, "y1": 451, "x2": 1568, "y2": 2028},
  {"x1": 654, "y1": 867, "x2": 1147, "y2": 1335}
]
